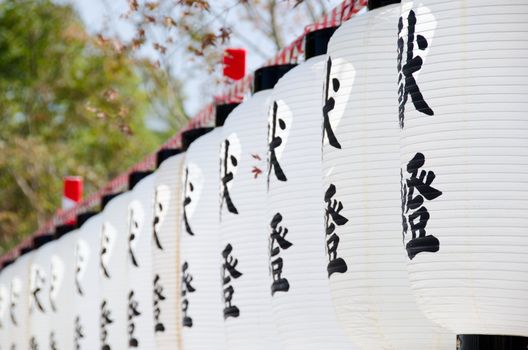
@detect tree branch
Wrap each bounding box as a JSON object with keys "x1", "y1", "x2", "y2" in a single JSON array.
[{"x1": 268, "y1": 0, "x2": 283, "y2": 50}]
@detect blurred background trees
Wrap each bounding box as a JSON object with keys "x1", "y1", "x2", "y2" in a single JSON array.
[
  {"x1": 0, "y1": 0, "x2": 339, "y2": 252},
  {"x1": 0, "y1": 0, "x2": 187, "y2": 250}
]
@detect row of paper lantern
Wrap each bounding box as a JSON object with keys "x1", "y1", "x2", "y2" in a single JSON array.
[{"x1": 2, "y1": 0, "x2": 528, "y2": 349}]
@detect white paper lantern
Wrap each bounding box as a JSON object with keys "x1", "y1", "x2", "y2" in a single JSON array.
[
  {"x1": 0, "y1": 262, "x2": 13, "y2": 349},
  {"x1": 398, "y1": 0, "x2": 528, "y2": 339},
  {"x1": 180, "y1": 128, "x2": 227, "y2": 350},
  {"x1": 127, "y1": 173, "x2": 156, "y2": 349},
  {"x1": 74, "y1": 213, "x2": 103, "y2": 350},
  {"x1": 9, "y1": 251, "x2": 32, "y2": 350},
  {"x1": 322, "y1": 3, "x2": 453, "y2": 349},
  {"x1": 266, "y1": 50, "x2": 358, "y2": 349},
  {"x1": 29, "y1": 238, "x2": 55, "y2": 350},
  {"x1": 219, "y1": 89, "x2": 282, "y2": 350},
  {"x1": 50, "y1": 226, "x2": 77, "y2": 350},
  {"x1": 152, "y1": 151, "x2": 185, "y2": 350},
  {"x1": 101, "y1": 192, "x2": 132, "y2": 350}
]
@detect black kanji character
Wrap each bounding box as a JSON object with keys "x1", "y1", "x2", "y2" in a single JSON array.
[
  {"x1": 221, "y1": 244, "x2": 242, "y2": 319},
  {"x1": 269, "y1": 213, "x2": 292, "y2": 295},
  {"x1": 153, "y1": 274, "x2": 166, "y2": 333},
  {"x1": 324, "y1": 184, "x2": 348, "y2": 277},
  {"x1": 268, "y1": 101, "x2": 287, "y2": 186},
  {"x1": 183, "y1": 168, "x2": 195, "y2": 236},
  {"x1": 181, "y1": 262, "x2": 196, "y2": 327},
  {"x1": 401, "y1": 152, "x2": 442, "y2": 259},
  {"x1": 397, "y1": 10, "x2": 434, "y2": 128},
  {"x1": 323, "y1": 57, "x2": 342, "y2": 149},
  {"x1": 128, "y1": 207, "x2": 140, "y2": 267},
  {"x1": 220, "y1": 139, "x2": 239, "y2": 215}
]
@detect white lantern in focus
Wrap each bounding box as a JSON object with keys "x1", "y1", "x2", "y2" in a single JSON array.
[
  {"x1": 322, "y1": 2, "x2": 453, "y2": 349},
  {"x1": 399, "y1": 0, "x2": 528, "y2": 341},
  {"x1": 152, "y1": 149, "x2": 185, "y2": 350},
  {"x1": 127, "y1": 172, "x2": 156, "y2": 349},
  {"x1": 266, "y1": 32, "x2": 358, "y2": 350},
  {"x1": 180, "y1": 128, "x2": 227, "y2": 350}
]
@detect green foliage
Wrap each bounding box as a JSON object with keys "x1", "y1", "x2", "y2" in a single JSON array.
[{"x1": 0, "y1": 0, "x2": 187, "y2": 252}]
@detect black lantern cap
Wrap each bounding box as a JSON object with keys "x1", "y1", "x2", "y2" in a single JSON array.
[
  {"x1": 181, "y1": 127, "x2": 214, "y2": 151},
  {"x1": 101, "y1": 192, "x2": 122, "y2": 210},
  {"x1": 368, "y1": 0, "x2": 400, "y2": 11},
  {"x1": 20, "y1": 246, "x2": 32, "y2": 255},
  {"x1": 458, "y1": 335, "x2": 528, "y2": 350},
  {"x1": 76, "y1": 211, "x2": 98, "y2": 228},
  {"x1": 215, "y1": 103, "x2": 240, "y2": 127},
  {"x1": 253, "y1": 64, "x2": 297, "y2": 93},
  {"x1": 305, "y1": 27, "x2": 338, "y2": 59},
  {"x1": 1, "y1": 259, "x2": 15, "y2": 268},
  {"x1": 128, "y1": 171, "x2": 153, "y2": 190},
  {"x1": 156, "y1": 148, "x2": 182, "y2": 168},
  {"x1": 54, "y1": 223, "x2": 76, "y2": 240},
  {"x1": 33, "y1": 234, "x2": 54, "y2": 249}
]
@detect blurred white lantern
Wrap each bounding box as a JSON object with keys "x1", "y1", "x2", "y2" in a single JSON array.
[
  {"x1": 218, "y1": 66, "x2": 294, "y2": 350},
  {"x1": 398, "y1": 0, "x2": 528, "y2": 345},
  {"x1": 10, "y1": 247, "x2": 32, "y2": 350},
  {"x1": 50, "y1": 224, "x2": 77, "y2": 350},
  {"x1": 74, "y1": 211, "x2": 103, "y2": 350},
  {"x1": 127, "y1": 171, "x2": 156, "y2": 349},
  {"x1": 266, "y1": 30, "x2": 358, "y2": 350},
  {"x1": 0, "y1": 260, "x2": 14, "y2": 349},
  {"x1": 322, "y1": 2, "x2": 453, "y2": 349},
  {"x1": 28, "y1": 235, "x2": 55, "y2": 350},
  {"x1": 152, "y1": 148, "x2": 185, "y2": 350},
  {"x1": 101, "y1": 191, "x2": 131, "y2": 350},
  {"x1": 179, "y1": 127, "x2": 227, "y2": 350}
]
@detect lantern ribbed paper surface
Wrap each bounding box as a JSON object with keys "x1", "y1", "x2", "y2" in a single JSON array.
[
  {"x1": 0, "y1": 264, "x2": 13, "y2": 349},
  {"x1": 10, "y1": 253, "x2": 31, "y2": 350},
  {"x1": 101, "y1": 192, "x2": 131, "y2": 350},
  {"x1": 29, "y1": 241, "x2": 55, "y2": 350},
  {"x1": 219, "y1": 90, "x2": 280, "y2": 350},
  {"x1": 75, "y1": 214, "x2": 103, "y2": 350},
  {"x1": 180, "y1": 128, "x2": 227, "y2": 350},
  {"x1": 322, "y1": 4, "x2": 453, "y2": 349},
  {"x1": 153, "y1": 153, "x2": 185, "y2": 349},
  {"x1": 51, "y1": 230, "x2": 76, "y2": 350},
  {"x1": 127, "y1": 174, "x2": 156, "y2": 349},
  {"x1": 266, "y1": 56, "x2": 356, "y2": 350},
  {"x1": 399, "y1": 0, "x2": 528, "y2": 337}
]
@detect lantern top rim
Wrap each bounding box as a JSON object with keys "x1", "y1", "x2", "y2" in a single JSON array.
[
  {"x1": 305, "y1": 26, "x2": 338, "y2": 60},
  {"x1": 253, "y1": 64, "x2": 297, "y2": 93}
]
